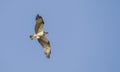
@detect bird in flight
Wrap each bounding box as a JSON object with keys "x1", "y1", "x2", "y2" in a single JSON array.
[{"x1": 30, "y1": 14, "x2": 51, "y2": 58}]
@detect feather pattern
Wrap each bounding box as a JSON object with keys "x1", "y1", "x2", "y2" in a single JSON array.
[
  {"x1": 38, "y1": 36, "x2": 51, "y2": 58},
  {"x1": 30, "y1": 14, "x2": 51, "y2": 58}
]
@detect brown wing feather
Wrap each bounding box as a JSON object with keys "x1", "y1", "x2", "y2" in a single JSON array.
[
  {"x1": 35, "y1": 15, "x2": 44, "y2": 34},
  {"x1": 38, "y1": 36, "x2": 51, "y2": 58}
]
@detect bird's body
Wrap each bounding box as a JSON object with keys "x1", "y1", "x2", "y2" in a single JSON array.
[
  {"x1": 30, "y1": 14, "x2": 51, "y2": 58},
  {"x1": 30, "y1": 30, "x2": 44, "y2": 39}
]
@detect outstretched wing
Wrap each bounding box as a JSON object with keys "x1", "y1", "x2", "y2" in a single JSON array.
[
  {"x1": 35, "y1": 14, "x2": 44, "y2": 34},
  {"x1": 38, "y1": 36, "x2": 51, "y2": 58}
]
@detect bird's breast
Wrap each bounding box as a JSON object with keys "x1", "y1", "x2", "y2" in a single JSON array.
[{"x1": 37, "y1": 31, "x2": 44, "y2": 36}]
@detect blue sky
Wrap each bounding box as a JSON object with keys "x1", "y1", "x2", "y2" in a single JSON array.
[{"x1": 0, "y1": 0, "x2": 120, "y2": 72}]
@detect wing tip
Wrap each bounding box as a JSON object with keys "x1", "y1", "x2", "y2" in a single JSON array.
[
  {"x1": 36, "y1": 14, "x2": 44, "y2": 24},
  {"x1": 46, "y1": 55, "x2": 50, "y2": 59},
  {"x1": 45, "y1": 49, "x2": 51, "y2": 59},
  {"x1": 36, "y1": 14, "x2": 42, "y2": 19}
]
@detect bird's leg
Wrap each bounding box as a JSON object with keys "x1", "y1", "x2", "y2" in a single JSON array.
[
  {"x1": 44, "y1": 32, "x2": 48, "y2": 34},
  {"x1": 42, "y1": 32, "x2": 48, "y2": 36}
]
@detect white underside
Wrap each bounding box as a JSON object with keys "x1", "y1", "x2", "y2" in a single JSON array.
[
  {"x1": 37, "y1": 31, "x2": 44, "y2": 36},
  {"x1": 33, "y1": 31, "x2": 44, "y2": 39}
]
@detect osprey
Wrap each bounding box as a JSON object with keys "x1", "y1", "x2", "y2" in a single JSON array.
[{"x1": 30, "y1": 14, "x2": 51, "y2": 58}]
